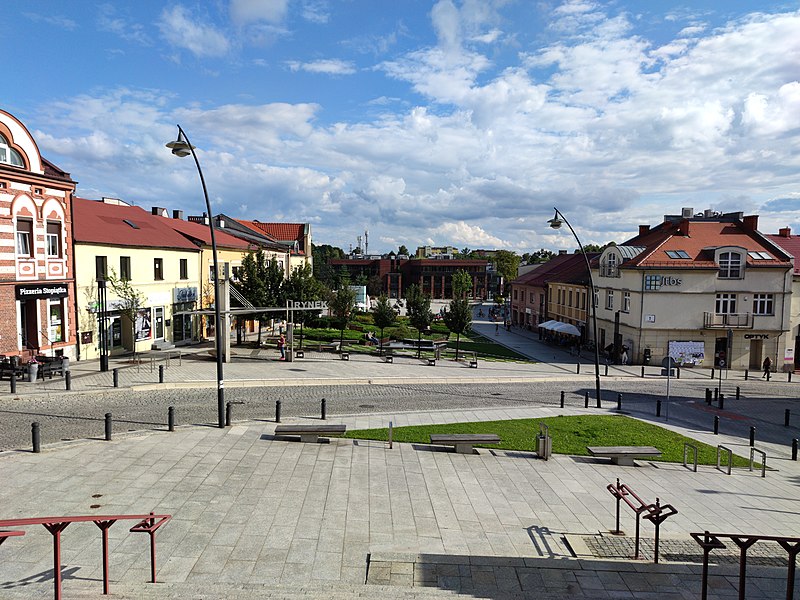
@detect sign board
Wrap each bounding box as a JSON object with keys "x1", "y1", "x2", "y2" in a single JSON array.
[
  {"x1": 16, "y1": 284, "x2": 69, "y2": 300},
  {"x1": 135, "y1": 307, "x2": 152, "y2": 341},
  {"x1": 668, "y1": 340, "x2": 705, "y2": 366},
  {"x1": 173, "y1": 287, "x2": 198, "y2": 303},
  {"x1": 785, "y1": 347, "x2": 794, "y2": 364},
  {"x1": 645, "y1": 314, "x2": 656, "y2": 323},
  {"x1": 288, "y1": 300, "x2": 328, "y2": 310}
]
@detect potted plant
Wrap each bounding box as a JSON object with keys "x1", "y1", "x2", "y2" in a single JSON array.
[{"x1": 27, "y1": 356, "x2": 39, "y2": 382}]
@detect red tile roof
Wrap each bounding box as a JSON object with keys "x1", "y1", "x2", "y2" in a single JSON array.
[
  {"x1": 512, "y1": 253, "x2": 596, "y2": 287},
  {"x1": 167, "y1": 218, "x2": 253, "y2": 250},
  {"x1": 766, "y1": 231, "x2": 800, "y2": 275},
  {"x1": 73, "y1": 198, "x2": 199, "y2": 250},
  {"x1": 238, "y1": 220, "x2": 304, "y2": 244}
]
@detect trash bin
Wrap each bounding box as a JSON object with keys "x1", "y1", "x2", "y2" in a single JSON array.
[{"x1": 536, "y1": 423, "x2": 552, "y2": 460}]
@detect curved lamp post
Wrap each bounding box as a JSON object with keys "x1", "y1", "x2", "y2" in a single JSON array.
[
  {"x1": 548, "y1": 208, "x2": 602, "y2": 407},
  {"x1": 166, "y1": 126, "x2": 225, "y2": 428}
]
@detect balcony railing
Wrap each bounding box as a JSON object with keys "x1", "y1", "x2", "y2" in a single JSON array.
[{"x1": 703, "y1": 312, "x2": 753, "y2": 328}]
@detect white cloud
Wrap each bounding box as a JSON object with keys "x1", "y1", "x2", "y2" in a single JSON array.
[
  {"x1": 230, "y1": 0, "x2": 288, "y2": 25},
  {"x1": 286, "y1": 59, "x2": 357, "y2": 75},
  {"x1": 302, "y1": 0, "x2": 330, "y2": 24},
  {"x1": 24, "y1": 11, "x2": 78, "y2": 30},
  {"x1": 437, "y1": 221, "x2": 508, "y2": 248},
  {"x1": 157, "y1": 5, "x2": 230, "y2": 58}
]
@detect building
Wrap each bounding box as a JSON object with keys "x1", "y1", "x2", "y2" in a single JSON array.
[
  {"x1": 594, "y1": 209, "x2": 793, "y2": 370},
  {"x1": 235, "y1": 220, "x2": 312, "y2": 271},
  {"x1": 73, "y1": 198, "x2": 201, "y2": 358},
  {"x1": 0, "y1": 109, "x2": 78, "y2": 361},
  {"x1": 414, "y1": 245, "x2": 457, "y2": 259},
  {"x1": 765, "y1": 227, "x2": 800, "y2": 370}
]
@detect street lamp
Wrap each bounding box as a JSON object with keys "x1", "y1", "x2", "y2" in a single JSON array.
[
  {"x1": 548, "y1": 208, "x2": 602, "y2": 407},
  {"x1": 166, "y1": 126, "x2": 225, "y2": 428}
]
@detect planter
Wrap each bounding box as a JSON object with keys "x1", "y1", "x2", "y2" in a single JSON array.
[{"x1": 27, "y1": 363, "x2": 39, "y2": 383}]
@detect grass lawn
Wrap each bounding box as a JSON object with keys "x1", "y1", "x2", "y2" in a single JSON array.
[{"x1": 342, "y1": 414, "x2": 752, "y2": 467}]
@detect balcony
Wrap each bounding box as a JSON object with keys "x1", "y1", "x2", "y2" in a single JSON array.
[{"x1": 703, "y1": 312, "x2": 753, "y2": 329}]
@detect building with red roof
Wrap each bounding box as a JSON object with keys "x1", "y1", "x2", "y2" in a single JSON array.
[
  {"x1": 764, "y1": 226, "x2": 800, "y2": 369},
  {"x1": 0, "y1": 109, "x2": 78, "y2": 362}
]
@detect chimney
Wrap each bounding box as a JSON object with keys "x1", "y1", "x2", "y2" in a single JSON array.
[
  {"x1": 742, "y1": 215, "x2": 759, "y2": 232},
  {"x1": 558, "y1": 250, "x2": 567, "y2": 255},
  {"x1": 151, "y1": 206, "x2": 167, "y2": 217},
  {"x1": 779, "y1": 227, "x2": 791, "y2": 238},
  {"x1": 639, "y1": 225, "x2": 650, "y2": 236},
  {"x1": 218, "y1": 219, "x2": 225, "y2": 228},
  {"x1": 172, "y1": 210, "x2": 184, "y2": 220}
]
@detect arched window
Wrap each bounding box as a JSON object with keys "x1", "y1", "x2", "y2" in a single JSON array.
[{"x1": 0, "y1": 133, "x2": 24, "y2": 167}]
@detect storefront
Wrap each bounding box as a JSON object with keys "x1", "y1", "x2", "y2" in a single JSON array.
[{"x1": 15, "y1": 283, "x2": 72, "y2": 356}]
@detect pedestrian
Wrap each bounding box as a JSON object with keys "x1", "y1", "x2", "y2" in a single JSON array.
[
  {"x1": 495, "y1": 322, "x2": 499, "y2": 335},
  {"x1": 278, "y1": 334, "x2": 286, "y2": 361},
  {"x1": 762, "y1": 355, "x2": 771, "y2": 378},
  {"x1": 621, "y1": 348, "x2": 628, "y2": 365}
]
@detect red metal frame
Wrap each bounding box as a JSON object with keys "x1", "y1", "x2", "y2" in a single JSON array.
[
  {"x1": 607, "y1": 479, "x2": 677, "y2": 562},
  {"x1": 0, "y1": 512, "x2": 171, "y2": 600}
]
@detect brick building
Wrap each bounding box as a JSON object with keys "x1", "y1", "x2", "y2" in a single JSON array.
[{"x1": 0, "y1": 109, "x2": 78, "y2": 360}]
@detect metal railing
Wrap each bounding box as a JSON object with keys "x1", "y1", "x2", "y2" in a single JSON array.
[
  {"x1": 749, "y1": 447, "x2": 767, "y2": 478},
  {"x1": 716, "y1": 444, "x2": 733, "y2": 475},
  {"x1": 703, "y1": 312, "x2": 753, "y2": 328},
  {"x1": 683, "y1": 442, "x2": 698, "y2": 472}
]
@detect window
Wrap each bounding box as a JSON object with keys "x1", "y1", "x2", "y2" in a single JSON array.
[
  {"x1": 715, "y1": 293, "x2": 737, "y2": 314},
  {"x1": 48, "y1": 299, "x2": 64, "y2": 343},
  {"x1": 46, "y1": 222, "x2": 62, "y2": 257},
  {"x1": 622, "y1": 291, "x2": 631, "y2": 313},
  {"x1": 748, "y1": 251, "x2": 771, "y2": 260},
  {"x1": 593, "y1": 290, "x2": 599, "y2": 308},
  {"x1": 179, "y1": 259, "x2": 188, "y2": 280},
  {"x1": 666, "y1": 250, "x2": 690, "y2": 259},
  {"x1": 606, "y1": 290, "x2": 614, "y2": 310},
  {"x1": 16, "y1": 219, "x2": 32, "y2": 256},
  {"x1": 718, "y1": 252, "x2": 742, "y2": 279},
  {"x1": 0, "y1": 133, "x2": 24, "y2": 167},
  {"x1": 530, "y1": 292, "x2": 535, "y2": 303},
  {"x1": 602, "y1": 253, "x2": 619, "y2": 277},
  {"x1": 753, "y1": 293, "x2": 774, "y2": 315},
  {"x1": 96, "y1": 256, "x2": 108, "y2": 280},
  {"x1": 581, "y1": 291, "x2": 586, "y2": 310},
  {"x1": 513, "y1": 289, "x2": 518, "y2": 300},
  {"x1": 154, "y1": 258, "x2": 164, "y2": 281},
  {"x1": 120, "y1": 256, "x2": 131, "y2": 281}
]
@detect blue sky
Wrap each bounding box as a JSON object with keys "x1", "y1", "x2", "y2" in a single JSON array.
[{"x1": 4, "y1": 1, "x2": 800, "y2": 254}]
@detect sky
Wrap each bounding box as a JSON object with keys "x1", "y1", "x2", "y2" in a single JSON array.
[{"x1": 4, "y1": 0, "x2": 800, "y2": 255}]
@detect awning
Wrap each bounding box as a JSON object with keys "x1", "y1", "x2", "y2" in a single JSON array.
[
  {"x1": 551, "y1": 322, "x2": 581, "y2": 336},
  {"x1": 538, "y1": 320, "x2": 558, "y2": 329}
]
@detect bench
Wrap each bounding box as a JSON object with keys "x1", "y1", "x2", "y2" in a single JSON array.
[
  {"x1": 295, "y1": 350, "x2": 304, "y2": 359},
  {"x1": 274, "y1": 424, "x2": 347, "y2": 443},
  {"x1": 430, "y1": 433, "x2": 501, "y2": 454},
  {"x1": 316, "y1": 343, "x2": 340, "y2": 352},
  {"x1": 427, "y1": 358, "x2": 436, "y2": 366},
  {"x1": 341, "y1": 351, "x2": 350, "y2": 361},
  {"x1": 37, "y1": 358, "x2": 66, "y2": 380},
  {"x1": 587, "y1": 446, "x2": 662, "y2": 466}
]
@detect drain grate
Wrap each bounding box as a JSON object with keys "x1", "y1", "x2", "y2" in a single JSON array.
[{"x1": 359, "y1": 404, "x2": 375, "y2": 409}]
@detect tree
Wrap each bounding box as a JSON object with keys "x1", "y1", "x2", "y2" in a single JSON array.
[
  {"x1": 372, "y1": 295, "x2": 397, "y2": 356},
  {"x1": 106, "y1": 268, "x2": 145, "y2": 351},
  {"x1": 492, "y1": 250, "x2": 521, "y2": 294},
  {"x1": 442, "y1": 298, "x2": 472, "y2": 360},
  {"x1": 336, "y1": 265, "x2": 351, "y2": 288},
  {"x1": 405, "y1": 283, "x2": 433, "y2": 358},
  {"x1": 366, "y1": 274, "x2": 383, "y2": 298},
  {"x1": 451, "y1": 269, "x2": 472, "y2": 299},
  {"x1": 531, "y1": 249, "x2": 555, "y2": 263},
  {"x1": 398, "y1": 245, "x2": 409, "y2": 256},
  {"x1": 283, "y1": 263, "x2": 325, "y2": 349},
  {"x1": 312, "y1": 243, "x2": 345, "y2": 288},
  {"x1": 580, "y1": 242, "x2": 616, "y2": 253},
  {"x1": 328, "y1": 286, "x2": 356, "y2": 351},
  {"x1": 237, "y1": 250, "x2": 284, "y2": 345}
]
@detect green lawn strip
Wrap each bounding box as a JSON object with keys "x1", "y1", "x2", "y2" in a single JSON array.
[{"x1": 341, "y1": 415, "x2": 751, "y2": 467}]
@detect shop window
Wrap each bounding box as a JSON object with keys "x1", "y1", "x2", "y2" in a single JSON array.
[
  {"x1": 49, "y1": 299, "x2": 64, "y2": 343},
  {"x1": 46, "y1": 221, "x2": 62, "y2": 257},
  {"x1": 16, "y1": 219, "x2": 32, "y2": 256}
]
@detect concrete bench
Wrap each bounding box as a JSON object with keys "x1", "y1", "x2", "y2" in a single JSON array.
[
  {"x1": 427, "y1": 358, "x2": 436, "y2": 366},
  {"x1": 274, "y1": 424, "x2": 347, "y2": 443},
  {"x1": 341, "y1": 351, "x2": 350, "y2": 361},
  {"x1": 587, "y1": 446, "x2": 662, "y2": 466},
  {"x1": 294, "y1": 350, "x2": 304, "y2": 359},
  {"x1": 430, "y1": 433, "x2": 500, "y2": 454}
]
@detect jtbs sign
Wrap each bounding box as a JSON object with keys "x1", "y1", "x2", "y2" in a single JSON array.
[
  {"x1": 644, "y1": 274, "x2": 683, "y2": 291},
  {"x1": 15, "y1": 284, "x2": 69, "y2": 300}
]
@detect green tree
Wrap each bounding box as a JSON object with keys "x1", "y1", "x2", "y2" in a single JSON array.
[
  {"x1": 372, "y1": 295, "x2": 397, "y2": 356},
  {"x1": 492, "y1": 250, "x2": 521, "y2": 294},
  {"x1": 451, "y1": 269, "x2": 472, "y2": 299},
  {"x1": 580, "y1": 242, "x2": 615, "y2": 253},
  {"x1": 442, "y1": 298, "x2": 472, "y2": 360},
  {"x1": 328, "y1": 286, "x2": 356, "y2": 351},
  {"x1": 406, "y1": 283, "x2": 433, "y2": 358},
  {"x1": 237, "y1": 250, "x2": 284, "y2": 344},
  {"x1": 366, "y1": 274, "x2": 383, "y2": 298},
  {"x1": 106, "y1": 268, "x2": 145, "y2": 351},
  {"x1": 531, "y1": 249, "x2": 555, "y2": 262},
  {"x1": 336, "y1": 265, "x2": 351, "y2": 289},
  {"x1": 312, "y1": 243, "x2": 345, "y2": 288},
  {"x1": 283, "y1": 263, "x2": 325, "y2": 349},
  {"x1": 398, "y1": 245, "x2": 410, "y2": 256}
]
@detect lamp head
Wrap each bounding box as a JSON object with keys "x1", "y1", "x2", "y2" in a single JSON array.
[
  {"x1": 166, "y1": 140, "x2": 193, "y2": 157},
  {"x1": 547, "y1": 211, "x2": 563, "y2": 230}
]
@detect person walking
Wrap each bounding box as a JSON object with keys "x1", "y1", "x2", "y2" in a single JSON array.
[
  {"x1": 621, "y1": 348, "x2": 628, "y2": 366},
  {"x1": 762, "y1": 355, "x2": 771, "y2": 378},
  {"x1": 278, "y1": 334, "x2": 286, "y2": 361}
]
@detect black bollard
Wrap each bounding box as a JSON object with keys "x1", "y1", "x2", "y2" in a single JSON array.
[
  {"x1": 10, "y1": 373, "x2": 16, "y2": 394},
  {"x1": 767, "y1": 370, "x2": 771, "y2": 382},
  {"x1": 105, "y1": 413, "x2": 112, "y2": 441},
  {"x1": 714, "y1": 415, "x2": 720, "y2": 435},
  {"x1": 714, "y1": 388, "x2": 719, "y2": 400},
  {"x1": 32, "y1": 422, "x2": 40, "y2": 453},
  {"x1": 793, "y1": 439, "x2": 798, "y2": 461},
  {"x1": 604, "y1": 364, "x2": 609, "y2": 376},
  {"x1": 276, "y1": 400, "x2": 282, "y2": 423},
  {"x1": 656, "y1": 398, "x2": 662, "y2": 417},
  {"x1": 560, "y1": 391, "x2": 565, "y2": 408},
  {"x1": 676, "y1": 366, "x2": 680, "y2": 380},
  {"x1": 584, "y1": 391, "x2": 589, "y2": 408},
  {"x1": 159, "y1": 364, "x2": 165, "y2": 383},
  {"x1": 736, "y1": 386, "x2": 740, "y2": 400},
  {"x1": 113, "y1": 368, "x2": 119, "y2": 388},
  {"x1": 745, "y1": 369, "x2": 749, "y2": 380},
  {"x1": 749, "y1": 426, "x2": 756, "y2": 447},
  {"x1": 641, "y1": 366, "x2": 645, "y2": 378},
  {"x1": 711, "y1": 368, "x2": 715, "y2": 379},
  {"x1": 321, "y1": 398, "x2": 327, "y2": 420},
  {"x1": 168, "y1": 406, "x2": 175, "y2": 432},
  {"x1": 226, "y1": 402, "x2": 232, "y2": 426},
  {"x1": 576, "y1": 362, "x2": 580, "y2": 374},
  {"x1": 65, "y1": 371, "x2": 71, "y2": 391},
  {"x1": 789, "y1": 372, "x2": 793, "y2": 383},
  {"x1": 785, "y1": 409, "x2": 791, "y2": 427},
  {"x1": 617, "y1": 393, "x2": 622, "y2": 411},
  {"x1": 705, "y1": 388, "x2": 712, "y2": 405},
  {"x1": 719, "y1": 393, "x2": 725, "y2": 410}
]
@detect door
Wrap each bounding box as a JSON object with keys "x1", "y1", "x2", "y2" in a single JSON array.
[
  {"x1": 154, "y1": 307, "x2": 164, "y2": 340},
  {"x1": 749, "y1": 339, "x2": 763, "y2": 370},
  {"x1": 19, "y1": 299, "x2": 39, "y2": 351}
]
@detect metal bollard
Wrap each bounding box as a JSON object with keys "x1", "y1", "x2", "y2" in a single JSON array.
[
  {"x1": 64, "y1": 371, "x2": 71, "y2": 391},
  {"x1": 159, "y1": 364, "x2": 165, "y2": 383},
  {"x1": 710, "y1": 368, "x2": 715, "y2": 379},
  {"x1": 745, "y1": 369, "x2": 749, "y2": 380},
  {"x1": 32, "y1": 422, "x2": 40, "y2": 453},
  {"x1": 584, "y1": 391, "x2": 589, "y2": 408},
  {"x1": 389, "y1": 421, "x2": 393, "y2": 450},
  {"x1": 785, "y1": 409, "x2": 791, "y2": 427},
  {"x1": 793, "y1": 439, "x2": 798, "y2": 461},
  {"x1": 604, "y1": 364, "x2": 608, "y2": 376},
  {"x1": 705, "y1": 388, "x2": 712, "y2": 405},
  {"x1": 713, "y1": 415, "x2": 719, "y2": 435},
  {"x1": 676, "y1": 366, "x2": 680, "y2": 379},
  {"x1": 719, "y1": 393, "x2": 724, "y2": 410},
  {"x1": 767, "y1": 370, "x2": 771, "y2": 382},
  {"x1": 276, "y1": 400, "x2": 282, "y2": 423},
  {"x1": 10, "y1": 373, "x2": 16, "y2": 394},
  {"x1": 617, "y1": 393, "x2": 622, "y2": 411},
  {"x1": 560, "y1": 391, "x2": 565, "y2": 408},
  {"x1": 641, "y1": 366, "x2": 645, "y2": 378},
  {"x1": 576, "y1": 362, "x2": 580, "y2": 374},
  {"x1": 226, "y1": 402, "x2": 232, "y2": 426},
  {"x1": 105, "y1": 413, "x2": 112, "y2": 441},
  {"x1": 656, "y1": 398, "x2": 662, "y2": 417},
  {"x1": 749, "y1": 426, "x2": 756, "y2": 447},
  {"x1": 736, "y1": 386, "x2": 740, "y2": 400},
  {"x1": 789, "y1": 372, "x2": 793, "y2": 383},
  {"x1": 321, "y1": 398, "x2": 326, "y2": 420},
  {"x1": 714, "y1": 387, "x2": 719, "y2": 400},
  {"x1": 168, "y1": 406, "x2": 175, "y2": 432},
  {"x1": 113, "y1": 368, "x2": 119, "y2": 388}
]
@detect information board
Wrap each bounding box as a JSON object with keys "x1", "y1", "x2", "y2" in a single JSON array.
[{"x1": 668, "y1": 340, "x2": 705, "y2": 366}]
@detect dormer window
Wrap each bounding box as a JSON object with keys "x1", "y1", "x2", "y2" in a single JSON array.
[
  {"x1": 601, "y1": 252, "x2": 619, "y2": 277},
  {"x1": 0, "y1": 134, "x2": 24, "y2": 167},
  {"x1": 718, "y1": 251, "x2": 742, "y2": 279}
]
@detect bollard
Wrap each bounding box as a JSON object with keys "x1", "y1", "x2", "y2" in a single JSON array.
[
  {"x1": 641, "y1": 366, "x2": 645, "y2": 378},
  {"x1": 596, "y1": 392, "x2": 601, "y2": 409},
  {"x1": 713, "y1": 415, "x2": 719, "y2": 435},
  {"x1": 32, "y1": 422, "x2": 40, "y2": 453},
  {"x1": 10, "y1": 373, "x2": 16, "y2": 394},
  {"x1": 719, "y1": 393, "x2": 725, "y2": 410},
  {"x1": 168, "y1": 406, "x2": 175, "y2": 432},
  {"x1": 584, "y1": 391, "x2": 589, "y2": 408},
  {"x1": 64, "y1": 371, "x2": 71, "y2": 391},
  {"x1": 159, "y1": 364, "x2": 165, "y2": 384},
  {"x1": 276, "y1": 400, "x2": 282, "y2": 423},
  {"x1": 656, "y1": 398, "x2": 662, "y2": 417},
  {"x1": 113, "y1": 368, "x2": 119, "y2": 388},
  {"x1": 676, "y1": 366, "x2": 680, "y2": 380},
  {"x1": 604, "y1": 364, "x2": 608, "y2": 376},
  {"x1": 617, "y1": 393, "x2": 622, "y2": 411},
  {"x1": 105, "y1": 413, "x2": 112, "y2": 441},
  {"x1": 767, "y1": 370, "x2": 771, "y2": 382},
  {"x1": 226, "y1": 402, "x2": 232, "y2": 426},
  {"x1": 321, "y1": 398, "x2": 326, "y2": 420},
  {"x1": 785, "y1": 409, "x2": 791, "y2": 427},
  {"x1": 793, "y1": 438, "x2": 798, "y2": 461},
  {"x1": 745, "y1": 369, "x2": 749, "y2": 380},
  {"x1": 749, "y1": 426, "x2": 756, "y2": 447},
  {"x1": 389, "y1": 421, "x2": 393, "y2": 450},
  {"x1": 711, "y1": 368, "x2": 715, "y2": 379},
  {"x1": 705, "y1": 388, "x2": 712, "y2": 405},
  {"x1": 714, "y1": 387, "x2": 719, "y2": 400},
  {"x1": 560, "y1": 391, "x2": 565, "y2": 408},
  {"x1": 789, "y1": 372, "x2": 793, "y2": 383},
  {"x1": 576, "y1": 362, "x2": 580, "y2": 374},
  {"x1": 736, "y1": 386, "x2": 740, "y2": 400}
]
